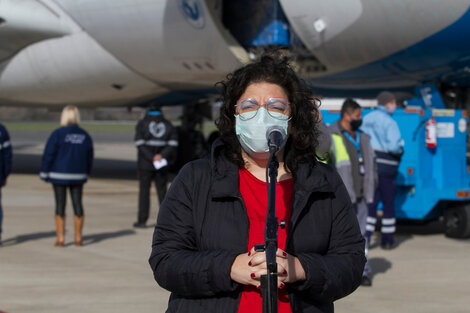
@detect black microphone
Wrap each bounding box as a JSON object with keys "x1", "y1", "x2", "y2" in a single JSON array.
[{"x1": 266, "y1": 126, "x2": 287, "y2": 154}]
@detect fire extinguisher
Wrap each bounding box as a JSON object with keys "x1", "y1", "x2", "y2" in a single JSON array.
[{"x1": 425, "y1": 116, "x2": 437, "y2": 148}]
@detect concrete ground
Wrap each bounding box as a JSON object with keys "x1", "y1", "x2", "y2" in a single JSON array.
[{"x1": 1, "y1": 127, "x2": 469, "y2": 313}]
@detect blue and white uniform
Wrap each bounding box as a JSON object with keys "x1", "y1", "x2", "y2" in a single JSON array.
[
  {"x1": 40, "y1": 125, "x2": 93, "y2": 185},
  {"x1": 0, "y1": 123, "x2": 12, "y2": 237},
  {"x1": 361, "y1": 106, "x2": 403, "y2": 246},
  {"x1": 0, "y1": 124, "x2": 12, "y2": 186},
  {"x1": 362, "y1": 107, "x2": 402, "y2": 153},
  {"x1": 362, "y1": 106, "x2": 402, "y2": 176}
]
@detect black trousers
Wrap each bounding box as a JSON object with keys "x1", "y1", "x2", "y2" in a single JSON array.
[
  {"x1": 53, "y1": 184, "x2": 84, "y2": 217},
  {"x1": 137, "y1": 168, "x2": 169, "y2": 224}
]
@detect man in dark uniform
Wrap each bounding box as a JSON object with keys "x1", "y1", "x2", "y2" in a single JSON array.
[
  {"x1": 170, "y1": 105, "x2": 208, "y2": 177},
  {"x1": 134, "y1": 103, "x2": 178, "y2": 228}
]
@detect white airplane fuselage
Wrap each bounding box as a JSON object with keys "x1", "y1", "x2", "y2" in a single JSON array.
[
  {"x1": 0, "y1": 0, "x2": 470, "y2": 107},
  {"x1": 0, "y1": 0, "x2": 248, "y2": 106}
]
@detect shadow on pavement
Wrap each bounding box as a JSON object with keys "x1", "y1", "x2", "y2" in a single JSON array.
[
  {"x1": 64, "y1": 229, "x2": 136, "y2": 247},
  {"x1": 369, "y1": 218, "x2": 446, "y2": 250},
  {"x1": 0, "y1": 230, "x2": 137, "y2": 247},
  {"x1": 1, "y1": 231, "x2": 56, "y2": 246},
  {"x1": 369, "y1": 233, "x2": 413, "y2": 250},
  {"x1": 396, "y1": 219, "x2": 445, "y2": 235},
  {"x1": 369, "y1": 257, "x2": 392, "y2": 280}
]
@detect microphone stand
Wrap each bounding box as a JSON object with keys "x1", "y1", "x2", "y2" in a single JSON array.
[{"x1": 259, "y1": 149, "x2": 280, "y2": 313}]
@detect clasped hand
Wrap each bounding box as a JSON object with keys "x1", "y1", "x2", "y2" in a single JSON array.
[{"x1": 230, "y1": 246, "x2": 306, "y2": 289}]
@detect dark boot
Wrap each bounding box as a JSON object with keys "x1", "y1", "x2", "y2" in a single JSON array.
[
  {"x1": 74, "y1": 216, "x2": 84, "y2": 246},
  {"x1": 381, "y1": 233, "x2": 395, "y2": 249},
  {"x1": 55, "y1": 215, "x2": 65, "y2": 247}
]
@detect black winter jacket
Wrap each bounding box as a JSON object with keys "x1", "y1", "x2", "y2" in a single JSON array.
[
  {"x1": 40, "y1": 125, "x2": 93, "y2": 185},
  {"x1": 0, "y1": 123, "x2": 12, "y2": 186},
  {"x1": 149, "y1": 139, "x2": 365, "y2": 313},
  {"x1": 134, "y1": 114, "x2": 178, "y2": 170}
]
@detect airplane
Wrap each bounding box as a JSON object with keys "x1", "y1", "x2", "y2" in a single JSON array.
[{"x1": 1, "y1": 0, "x2": 470, "y2": 109}]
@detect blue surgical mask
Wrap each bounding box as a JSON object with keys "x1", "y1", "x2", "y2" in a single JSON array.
[
  {"x1": 147, "y1": 110, "x2": 161, "y2": 116},
  {"x1": 235, "y1": 108, "x2": 289, "y2": 159}
]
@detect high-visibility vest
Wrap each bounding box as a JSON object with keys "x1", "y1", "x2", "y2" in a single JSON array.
[{"x1": 330, "y1": 133, "x2": 351, "y2": 168}]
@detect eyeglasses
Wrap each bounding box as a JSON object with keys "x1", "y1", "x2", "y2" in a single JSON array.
[{"x1": 235, "y1": 98, "x2": 290, "y2": 120}]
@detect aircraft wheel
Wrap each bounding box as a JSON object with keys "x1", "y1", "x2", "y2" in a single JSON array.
[{"x1": 444, "y1": 204, "x2": 470, "y2": 238}]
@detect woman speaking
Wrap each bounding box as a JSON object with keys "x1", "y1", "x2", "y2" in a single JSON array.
[{"x1": 149, "y1": 55, "x2": 365, "y2": 313}]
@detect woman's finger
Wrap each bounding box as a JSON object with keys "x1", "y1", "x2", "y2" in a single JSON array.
[
  {"x1": 248, "y1": 252, "x2": 266, "y2": 267},
  {"x1": 277, "y1": 263, "x2": 287, "y2": 277},
  {"x1": 277, "y1": 280, "x2": 286, "y2": 289},
  {"x1": 276, "y1": 248, "x2": 288, "y2": 258},
  {"x1": 249, "y1": 268, "x2": 267, "y2": 281}
]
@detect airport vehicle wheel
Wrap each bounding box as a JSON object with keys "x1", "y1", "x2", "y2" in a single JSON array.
[{"x1": 444, "y1": 204, "x2": 470, "y2": 238}]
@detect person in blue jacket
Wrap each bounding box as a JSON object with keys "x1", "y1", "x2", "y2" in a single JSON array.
[
  {"x1": 40, "y1": 105, "x2": 93, "y2": 247},
  {"x1": 361, "y1": 91, "x2": 403, "y2": 249},
  {"x1": 0, "y1": 123, "x2": 12, "y2": 245}
]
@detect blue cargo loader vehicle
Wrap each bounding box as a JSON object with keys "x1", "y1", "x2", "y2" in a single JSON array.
[{"x1": 321, "y1": 88, "x2": 470, "y2": 238}]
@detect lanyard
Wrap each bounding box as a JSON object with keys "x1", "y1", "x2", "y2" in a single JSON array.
[{"x1": 343, "y1": 131, "x2": 363, "y2": 161}]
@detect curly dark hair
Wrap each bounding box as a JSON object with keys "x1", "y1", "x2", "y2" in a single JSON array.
[{"x1": 215, "y1": 54, "x2": 321, "y2": 173}]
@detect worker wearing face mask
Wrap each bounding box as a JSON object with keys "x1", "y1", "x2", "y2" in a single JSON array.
[
  {"x1": 328, "y1": 98, "x2": 377, "y2": 286},
  {"x1": 361, "y1": 91, "x2": 403, "y2": 251}
]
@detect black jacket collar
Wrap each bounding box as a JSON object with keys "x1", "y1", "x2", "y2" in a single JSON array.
[{"x1": 209, "y1": 138, "x2": 334, "y2": 199}]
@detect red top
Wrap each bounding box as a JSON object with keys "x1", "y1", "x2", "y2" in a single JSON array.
[{"x1": 237, "y1": 167, "x2": 294, "y2": 313}]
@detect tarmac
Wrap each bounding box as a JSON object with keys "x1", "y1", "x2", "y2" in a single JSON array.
[{"x1": 1, "y1": 128, "x2": 470, "y2": 313}]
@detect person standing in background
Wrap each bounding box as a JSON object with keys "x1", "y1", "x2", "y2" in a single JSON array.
[
  {"x1": 0, "y1": 123, "x2": 12, "y2": 245},
  {"x1": 328, "y1": 98, "x2": 377, "y2": 286},
  {"x1": 134, "y1": 103, "x2": 178, "y2": 228},
  {"x1": 316, "y1": 109, "x2": 331, "y2": 160},
  {"x1": 169, "y1": 104, "x2": 209, "y2": 177},
  {"x1": 40, "y1": 105, "x2": 94, "y2": 247},
  {"x1": 361, "y1": 91, "x2": 403, "y2": 249}
]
